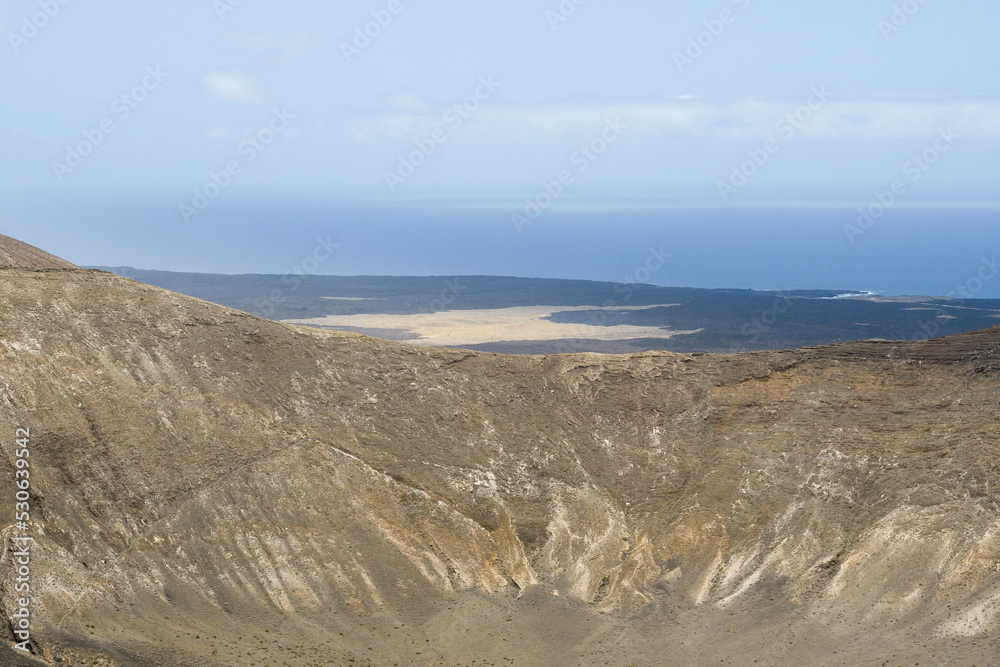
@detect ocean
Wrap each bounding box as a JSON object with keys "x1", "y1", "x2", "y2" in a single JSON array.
[{"x1": 3, "y1": 188, "x2": 999, "y2": 299}]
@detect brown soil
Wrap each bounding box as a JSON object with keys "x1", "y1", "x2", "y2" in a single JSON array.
[
  {"x1": 0, "y1": 235, "x2": 78, "y2": 270},
  {"x1": 1, "y1": 268, "x2": 999, "y2": 666}
]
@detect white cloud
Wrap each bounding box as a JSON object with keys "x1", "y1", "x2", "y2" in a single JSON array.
[
  {"x1": 493, "y1": 96, "x2": 1000, "y2": 141},
  {"x1": 337, "y1": 94, "x2": 1000, "y2": 145},
  {"x1": 222, "y1": 28, "x2": 324, "y2": 64},
  {"x1": 386, "y1": 90, "x2": 433, "y2": 115},
  {"x1": 199, "y1": 70, "x2": 266, "y2": 106},
  {"x1": 11, "y1": 128, "x2": 50, "y2": 141},
  {"x1": 769, "y1": 96, "x2": 1000, "y2": 141},
  {"x1": 340, "y1": 114, "x2": 429, "y2": 143},
  {"x1": 335, "y1": 92, "x2": 436, "y2": 142},
  {"x1": 204, "y1": 127, "x2": 234, "y2": 141}
]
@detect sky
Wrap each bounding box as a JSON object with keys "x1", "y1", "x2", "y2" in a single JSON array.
[
  {"x1": 1, "y1": 0, "x2": 999, "y2": 290},
  {"x1": 2, "y1": 0, "x2": 998, "y2": 194}
]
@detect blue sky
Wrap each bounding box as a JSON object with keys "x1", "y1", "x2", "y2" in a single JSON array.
[
  {"x1": 1, "y1": 1, "x2": 999, "y2": 296},
  {"x1": 2, "y1": 0, "x2": 998, "y2": 197}
]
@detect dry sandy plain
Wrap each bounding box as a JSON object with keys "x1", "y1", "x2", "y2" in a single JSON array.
[{"x1": 284, "y1": 304, "x2": 700, "y2": 347}]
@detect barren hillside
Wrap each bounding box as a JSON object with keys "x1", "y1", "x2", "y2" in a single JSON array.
[
  {"x1": 2, "y1": 268, "x2": 1000, "y2": 666},
  {"x1": 0, "y1": 236, "x2": 77, "y2": 270}
]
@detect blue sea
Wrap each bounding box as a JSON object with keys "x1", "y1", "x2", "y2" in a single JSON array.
[{"x1": 3, "y1": 188, "x2": 999, "y2": 299}]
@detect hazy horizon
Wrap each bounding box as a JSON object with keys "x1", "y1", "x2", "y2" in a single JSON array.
[
  {"x1": 5, "y1": 188, "x2": 998, "y2": 300},
  {"x1": 3, "y1": 1, "x2": 999, "y2": 297}
]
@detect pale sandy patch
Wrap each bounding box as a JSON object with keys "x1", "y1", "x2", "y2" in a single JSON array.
[{"x1": 284, "y1": 305, "x2": 699, "y2": 347}]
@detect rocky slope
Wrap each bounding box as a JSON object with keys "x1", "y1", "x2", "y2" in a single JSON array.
[
  {"x1": 0, "y1": 236, "x2": 78, "y2": 270},
  {"x1": 1, "y1": 267, "x2": 1000, "y2": 666}
]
